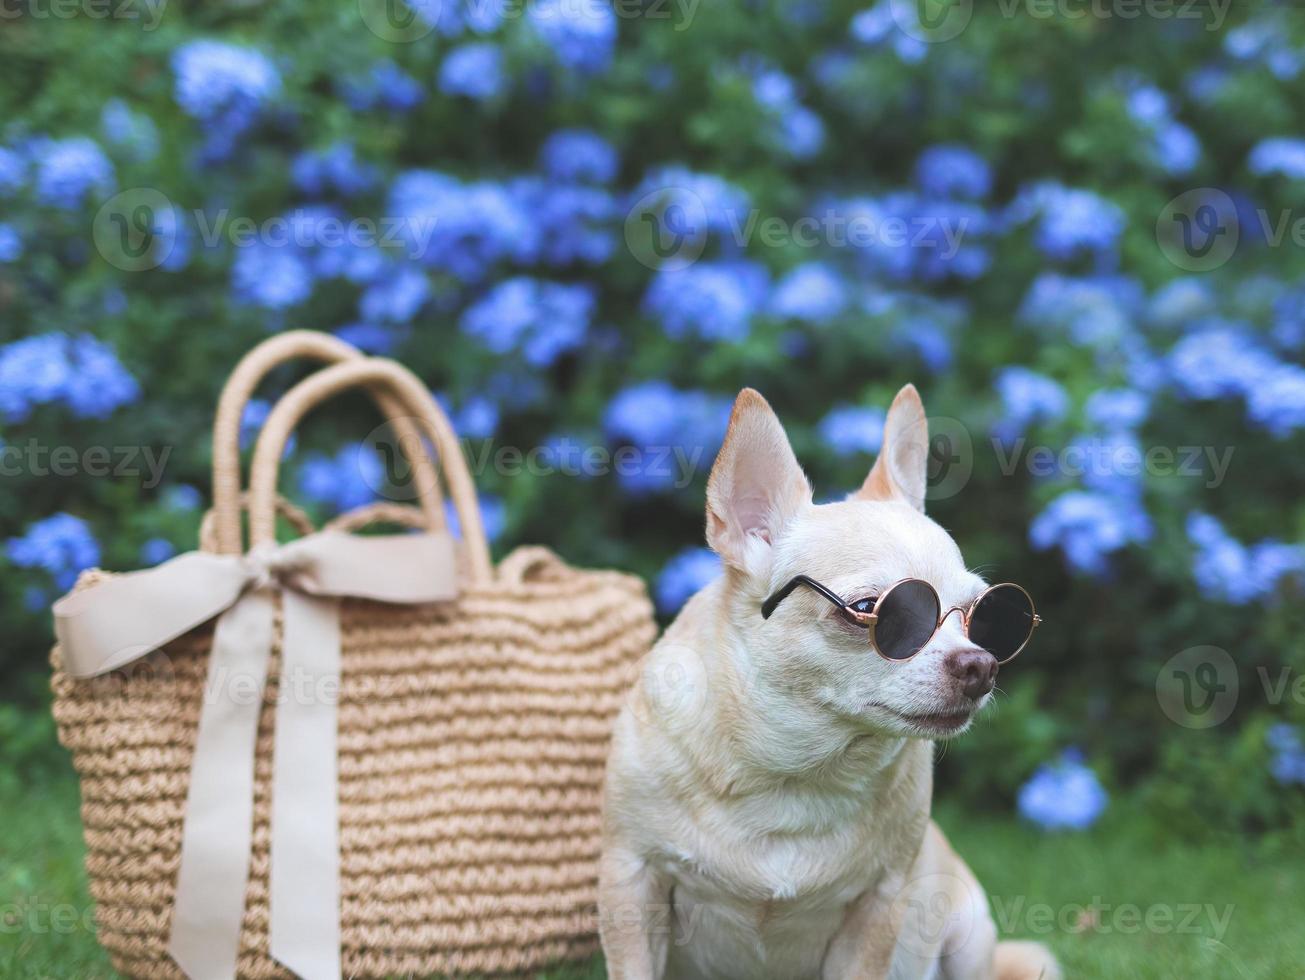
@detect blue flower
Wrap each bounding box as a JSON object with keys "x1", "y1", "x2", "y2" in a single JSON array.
[
  {"x1": 162, "y1": 485, "x2": 203, "y2": 511},
  {"x1": 751, "y1": 67, "x2": 825, "y2": 160},
  {"x1": 1247, "y1": 363, "x2": 1305, "y2": 437},
  {"x1": 1167, "y1": 328, "x2": 1276, "y2": 401},
  {"x1": 1071, "y1": 430, "x2": 1146, "y2": 498},
  {"x1": 0, "y1": 223, "x2": 21, "y2": 262},
  {"x1": 439, "y1": 394, "x2": 500, "y2": 439},
  {"x1": 173, "y1": 40, "x2": 281, "y2": 119},
  {"x1": 655, "y1": 547, "x2": 722, "y2": 614},
  {"x1": 1225, "y1": 15, "x2": 1303, "y2": 80},
  {"x1": 0, "y1": 333, "x2": 138, "y2": 423},
  {"x1": 339, "y1": 60, "x2": 424, "y2": 113},
  {"x1": 645, "y1": 261, "x2": 767, "y2": 342},
  {"x1": 1011, "y1": 183, "x2": 1126, "y2": 261},
  {"x1": 1268, "y1": 725, "x2": 1305, "y2": 786},
  {"x1": 297, "y1": 445, "x2": 382, "y2": 514},
  {"x1": 915, "y1": 145, "x2": 992, "y2": 200},
  {"x1": 444, "y1": 494, "x2": 507, "y2": 542},
  {"x1": 422, "y1": 0, "x2": 504, "y2": 36},
  {"x1": 1030, "y1": 490, "x2": 1152, "y2": 577},
  {"x1": 892, "y1": 315, "x2": 954, "y2": 373},
  {"x1": 239, "y1": 398, "x2": 297, "y2": 456},
  {"x1": 231, "y1": 240, "x2": 315, "y2": 310},
  {"x1": 540, "y1": 129, "x2": 618, "y2": 184},
  {"x1": 1018, "y1": 273, "x2": 1144, "y2": 347},
  {"x1": 537, "y1": 432, "x2": 596, "y2": 476},
  {"x1": 514, "y1": 178, "x2": 617, "y2": 265},
  {"x1": 1017, "y1": 750, "x2": 1108, "y2": 830},
  {"x1": 64, "y1": 335, "x2": 141, "y2": 419},
  {"x1": 461, "y1": 277, "x2": 593, "y2": 367},
  {"x1": 778, "y1": 105, "x2": 826, "y2": 160},
  {"x1": 850, "y1": 4, "x2": 927, "y2": 64},
  {"x1": 631, "y1": 166, "x2": 749, "y2": 244},
  {"x1": 528, "y1": 0, "x2": 617, "y2": 75},
  {"x1": 100, "y1": 99, "x2": 159, "y2": 163},
  {"x1": 1154, "y1": 122, "x2": 1200, "y2": 176},
  {"x1": 0, "y1": 146, "x2": 24, "y2": 195},
  {"x1": 1085, "y1": 389, "x2": 1149, "y2": 431},
  {"x1": 603, "y1": 383, "x2": 731, "y2": 494},
  {"x1": 1248, "y1": 138, "x2": 1305, "y2": 179},
  {"x1": 439, "y1": 42, "x2": 504, "y2": 100},
  {"x1": 389, "y1": 170, "x2": 537, "y2": 280},
  {"x1": 291, "y1": 143, "x2": 378, "y2": 197},
  {"x1": 1119, "y1": 79, "x2": 1199, "y2": 176},
  {"x1": 6, "y1": 513, "x2": 100, "y2": 591},
  {"x1": 33, "y1": 137, "x2": 115, "y2": 209},
  {"x1": 140, "y1": 537, "x2": 177, "y2": 566},
  {"x1": 993, "y1": 367, "x2": 1068, "y2": 444},
  {"x1": 1146, "y1": 277, "x2": 1214, "y2": 327},
  {"x1": 1187, "y1": 512, "x2": 1305, "y2": 604},
  {"x1": 334, "y1": 323, "x2": 404, "y2": 354},
  {"x1": 769, "y1": 263, "x2": 847, "y2": 324},
  {"x1": 314, "y1": 240, "x2": 385, "y2": 284},
  {"x1": 172, "y1": 40, "x2": 280, "y2": 158},
  {"x1": 358, "y1": 265, "x2": 431, "y2": 324},
  {"x1": 818, "y1": 405, "x2": 886, "y2": 457}
]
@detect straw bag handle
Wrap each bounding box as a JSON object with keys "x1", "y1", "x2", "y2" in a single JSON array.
[
  {"x1": 248, "y1": 358, "x2": 494, "y2": 583},
  {"x1": 198, "y1": 492, "x2": 318, "y2": 552},
  {"x1": 211, "y1": 330, "x2": 446, "y2": 555}
]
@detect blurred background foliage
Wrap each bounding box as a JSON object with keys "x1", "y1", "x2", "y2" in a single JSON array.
[{"x1": 1, "y1": 0, "x2": 1304, "y2": 842}]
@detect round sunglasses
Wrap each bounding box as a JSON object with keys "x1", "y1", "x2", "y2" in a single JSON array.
[{"x1": 760, "y1": 575, "x2": 1040, "y2": 664}]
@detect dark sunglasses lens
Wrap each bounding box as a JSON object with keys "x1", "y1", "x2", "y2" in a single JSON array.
[
  {"x1": 874, "y1": 580, "x2": 940, "y2": 660},
  {"x1": 969, "y1": 586, "x2": 1035, "y2": 662}
]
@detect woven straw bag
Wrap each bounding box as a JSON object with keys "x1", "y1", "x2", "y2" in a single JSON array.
[{"x1": 49, "y1": 334, "x2": 656, "y2": 979}]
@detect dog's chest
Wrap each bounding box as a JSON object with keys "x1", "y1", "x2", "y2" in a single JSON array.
[{"x1": 657, "y1": 812, "x2": 884, "y2": 980}]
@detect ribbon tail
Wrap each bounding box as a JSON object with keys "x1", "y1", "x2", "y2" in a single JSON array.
[
  {"x1": 169, "y1": 591, "x2": 276, "y2": 980},
  {"x1": 269, "y1": 591, "x2": 343, "y2": 980}
]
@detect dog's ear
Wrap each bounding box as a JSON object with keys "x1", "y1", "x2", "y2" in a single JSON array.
[
  {"x1": 851, "y1": 384, "x2": 929, "y2": 512},
  {"x1": 706, "y1": 388, "x2": 811, "y2": 575}
]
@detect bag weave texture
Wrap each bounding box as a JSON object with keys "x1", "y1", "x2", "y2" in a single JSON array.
[{"x1": 48, "y1": 334, "x2": 656, "y2": 978}]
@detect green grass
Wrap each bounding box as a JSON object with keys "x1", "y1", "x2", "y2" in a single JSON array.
[{"x1": 3, "y1": 776, "x2": 1302, "y2": 979}]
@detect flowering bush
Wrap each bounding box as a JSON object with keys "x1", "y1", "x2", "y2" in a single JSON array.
[{"x1": 1, "y1": 1, "x2": 1304, "y2": 833}]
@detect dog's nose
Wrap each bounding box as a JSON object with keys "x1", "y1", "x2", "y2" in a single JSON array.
[{"x1": 945, "y1": 649, "x2": 998, "y2": 701}]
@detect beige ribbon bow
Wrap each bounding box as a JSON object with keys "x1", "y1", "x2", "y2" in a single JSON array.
[{"x1": 53, "y1": 530, "x2": 460, "y2": 980}]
